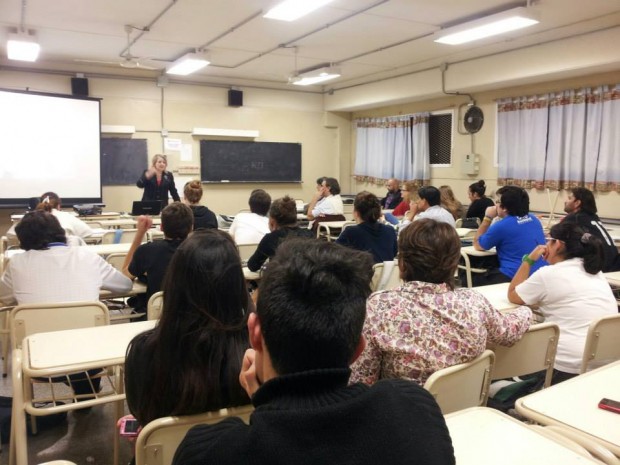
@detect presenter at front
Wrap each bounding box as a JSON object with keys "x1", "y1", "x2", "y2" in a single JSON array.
[{"x1": 137, "y1": 154, "x2": 180, "y2": 206}]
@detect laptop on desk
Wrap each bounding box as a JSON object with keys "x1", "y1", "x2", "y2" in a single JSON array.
[{"x1": 131, "y1": 201, "x2": 162, "y2": 216}]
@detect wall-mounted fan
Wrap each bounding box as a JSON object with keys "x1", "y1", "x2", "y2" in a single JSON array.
[
  {"x1": 75, "y1": 25, "x2": 161, "y2": 70},
  {"x1": 463, "y1": 105, "x2": 484, "y2": 134}
]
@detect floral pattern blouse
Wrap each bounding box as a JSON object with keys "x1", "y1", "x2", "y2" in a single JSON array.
[{"x1": 350, "y1": 281, "x2": 532, "y2": 386}]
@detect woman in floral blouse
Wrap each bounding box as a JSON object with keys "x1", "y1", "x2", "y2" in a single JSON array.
[{"x1": 351, "y1": 218, "x2": 532, "y2": 386}]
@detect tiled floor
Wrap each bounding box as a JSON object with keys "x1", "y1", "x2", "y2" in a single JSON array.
[{"x1": 0, "y1": 357, "x2": 134, "y2": 465}]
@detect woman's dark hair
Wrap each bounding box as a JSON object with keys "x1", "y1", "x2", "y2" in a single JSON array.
[
  {"x1": 398, "y1": 219, "x2": 460, "y2": 288},
  {"x1": 183, "y1": 180, "x2": 203, "y2": 204},
  {"x1": 354, "y1": 191, "x2": 381, "y2": 223},
  {"x1": 469, "y1": 180, "x2": 487, "y2": 198},
  {"x1": 549, "y1": 222, "x2": 605, "y2": 274},
  {"x1": 36, "y1": 191, "x2": 61, "y2": 212},
  {"x1": 324, "y1": 177, "x2": 341, "y2": 195},
  {"x1": 126, "y1": 229, "x2": 250, "y2": 424},
  {"x1": 15, "y1": 211, "x2": 67, "y2": 250},
  {"x1": 269, "y1": 196, "x2": 297, "y2": 227}
]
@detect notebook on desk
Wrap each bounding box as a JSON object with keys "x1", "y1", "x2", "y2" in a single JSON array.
[{"x1": 131, "y1": 201, "x2": 162, "y2": 216}]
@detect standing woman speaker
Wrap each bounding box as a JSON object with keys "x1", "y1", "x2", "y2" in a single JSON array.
[{"x1": 137, "y1": 154, "x2": 180, "y2": 206}]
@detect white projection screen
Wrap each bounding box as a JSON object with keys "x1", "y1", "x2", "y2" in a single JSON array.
[{"x1": 0, "y1": 88, "x2": 102, "y2": 207}]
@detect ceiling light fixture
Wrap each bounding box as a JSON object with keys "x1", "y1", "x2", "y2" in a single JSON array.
[
  {"x1": 434, "y1": 6, "x2": 539, "y2": 45},
  {"x1": 264, "y1": 0, "x2": 335, "y2": 21},
  {"x1": 166, "y1": 51, "x2": 209, "y2": 76},
  {"x1": 290, "y1": 65, "x2": 341, "y2": 86},
  {"x1": 7, "y1": 31, "x2": 40, "y2": 62}
]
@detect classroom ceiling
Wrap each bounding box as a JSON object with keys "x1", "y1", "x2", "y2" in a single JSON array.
[{"x1": 1, "y1": 0, "x2": 619, "y2": 94}]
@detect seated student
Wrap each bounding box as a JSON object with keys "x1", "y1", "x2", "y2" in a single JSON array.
[
  {"x1": 563, "y1": 187, "x2": 619, "y2": 272},
  {"x1": 336, "y1": 191, "x2": 397, "y2": 263},
  {"x1": 508, "y1": 222, "x2": 617, "y2": 385},
  {"x1": 229, "y1": 189, "x2": 271, "y2": 244},
  {"x1": 37, "y1": 191, "x2": 94, "y2": 239},
  {"x1": 0, "y1": 210, "x2": 132, "y2": 396},
  {"x1": 122, "y1": 202, "x2": 193, "y2": 317},
  {"x1": 183, "y1": 180, "x2": 217, "y2": 229},
  {"x1": 124, "y1": 229, "x2": 251, "y2": 435},
  {"x1": 401, "y1": 186, "x2": 456, "y2": 228},
  {"x1": 473, "y1": 185, "x2": 547, "y2": 285},
  {"x1": 306, "y1": 176, "x2": 344, "y2": 221},
  {"x1": 351, "y1": 219, "x2": 531, "y2": 386},
  {"x1": 380, "y1": 178, "x2": 402, "y2": 210},
  {"x1": 173, "y1": 239, "x2": 455, "y2": 465},
  {"x1": 439, "y1": 185, "x2": 465, "y2": 221},
  {"x1": 466, "y1": 180, "x2": 495, "y2": 223},
  {"x1": 390, "y1": 180, "x2": 418, "y2": 217},
  {"x1": 247, "y1": 196, "x2": 314, "y2": 272}
]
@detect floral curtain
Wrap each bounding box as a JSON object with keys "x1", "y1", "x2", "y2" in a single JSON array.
[
  {"x1": 497, "y1": 84, "x2": 620, "y2": 192},
  {"x1": 353, "y1": 113, "x2": 430, "y2": 185}
]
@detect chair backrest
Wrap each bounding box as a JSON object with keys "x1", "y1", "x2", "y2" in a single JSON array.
[
  {"x1": 492, "y1": 322, "x2": 559, "y2": 389},
  {"x1": 10, "y1": 301, "x2": 109, "y2": 350},
  {"x1": 311, "y1": 214, "x2": 346, "y2": 235},
  {"x1": 147, "y1": 291, "x2": 164, "y2": 321},
  {"x1": 101, "y1": 229, "x2": 141, "y2": 244},
  {"x1": 580, "y1": 313, "x2": 620, "y2": 373},
  {"x1": 371, "y1": 260, "x2": 402, "y2": 292},
  {"x1": 423, "y1": 350, "x2": 495, "y2": 414},
  {"x1": 135, "y1": 405, "x2": 254, "y2": 465},
  {"x1": 236, "y1": 243, "x2": 259, "y2": 264},
  {"x1": 105, "y1": 252, "x2": 127, "y2": 271},
  {"x1": 370, "y1": 262, "x2": 384, "y2": 292}
]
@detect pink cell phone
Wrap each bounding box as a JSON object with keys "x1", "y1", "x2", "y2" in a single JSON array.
[
  {"x1": 119, "y1": 417, "x2": 140, "y2": 437},
  {"x1": 598, "y1": 398, "x2": 620, "y2": 415}
]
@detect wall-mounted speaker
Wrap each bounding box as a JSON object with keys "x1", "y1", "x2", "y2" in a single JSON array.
[
  {"x1": 71, "y1": 77, "x2": 89, "y2": 97},
  {"x1": 228, "y1": 89, "x2": 243, "y2": 107}
]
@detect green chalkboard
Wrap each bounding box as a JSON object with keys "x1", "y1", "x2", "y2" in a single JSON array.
[
  {"x1": 101, "y1": 138, "x2": 148, "y2": 185},
  {"x1": 200, "y1": 140, "x2": 301, "y2": 183}
]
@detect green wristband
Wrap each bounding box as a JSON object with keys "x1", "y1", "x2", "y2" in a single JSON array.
[{"x1": 522, "y1": 254, "x2": 536, "y2": 266}]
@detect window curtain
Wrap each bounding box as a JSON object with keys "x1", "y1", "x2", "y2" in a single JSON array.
[
  {"x1": 354, "y1": 113, "x2": 430, "y2": 185},
  {"x1": 497, "y1": 84, "x2": 620, "y2": 193},
  {"x1": 496, "y1": 96, "x2": 549, "y2": 188}
]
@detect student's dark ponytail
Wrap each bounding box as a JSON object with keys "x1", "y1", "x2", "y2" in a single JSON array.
[{"x1": 549, "y1": 223, "x2": 604, "y2": 275}]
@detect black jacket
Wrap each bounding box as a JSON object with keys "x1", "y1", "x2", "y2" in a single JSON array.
[{"x1": 136, "y1": 170, "x2": 180, "y2": 205}]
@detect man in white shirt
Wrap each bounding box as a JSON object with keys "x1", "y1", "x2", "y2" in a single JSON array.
[
  {"x1": 306, "y1": 177, "x2": 344, "y2": 221},
  {"x1": 401, "y1": 186, "x2": 456, "y2": 229},
  {"x1": 0, "y1": 210, "x2": 132, "y2": 397},
  {"x1": 229, "y1": 189, "x2": 271, "y2": 244}
]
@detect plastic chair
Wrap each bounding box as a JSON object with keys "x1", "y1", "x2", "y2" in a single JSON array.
[
  {"x1": 135, "y1": 405, "x2": 254, "y2": 465},
  {"x1": 491, "y1": 322, "x2": 559, "y2": 389},
  {"x1": 370, "y1": 260, "x2": 401, "y2": 292},
  {"x1": 236, "y1": 243, "x2": 259, "y2": 265},
  {"x1": 101, "y1": 229, "x2": 141, "y2": 244},
  {"x1": 147, "y1": 291, "x2": 164, "y2": 320},
  {"x1": 423, "y1": 350, "x2": 495, "y2": 414},
  {"x1": 580, "y1": 313, "x2": 620, "y2": 373}
]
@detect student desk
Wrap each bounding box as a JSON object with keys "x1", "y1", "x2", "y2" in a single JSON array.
[
  {"x1": 516, "y1": 360, "x2": 620, "y2": 456},
  {"x1": 459, "y1": 245, "x2": 497, "y2": 288},
  {"x1": 445, "y1": 407, "x2": 600, "y2": 465},
  {"x1": 10, "y1": 320, "x2": 157, "y2": 465},
  {"x1": 605, "y1": 271, "x2": 620, "y2": 287},
  {"x1": 472, "y1": 283, "x2": 519, "y2": 312}
]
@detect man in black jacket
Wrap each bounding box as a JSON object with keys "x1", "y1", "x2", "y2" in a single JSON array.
[
  {"x1": 563, "y1": 187, "x2": 619, "y2": 271},
  {"x1": 380, "y1": 178, "x2": 402, "y2": 209},
  {"x1": 173, "y1": 240, "x2": 455, "y2": 465}
]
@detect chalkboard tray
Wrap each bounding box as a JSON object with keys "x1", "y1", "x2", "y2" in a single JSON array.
[
  {"x1": 101, "y1": 138, "x2": 148, "y2": 185},
  {"x1": 200, "y1": 140, "x2": 301, "y2": 183}
]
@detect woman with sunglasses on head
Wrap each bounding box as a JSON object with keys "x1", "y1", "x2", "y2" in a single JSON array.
[{"x1": 508, "y1": 221, "x2": 617, "y2": 385}]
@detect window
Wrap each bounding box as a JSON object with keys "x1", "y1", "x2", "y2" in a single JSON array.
[{"x1": 429, "y1": 111, "x2": 453, "y2": 166}]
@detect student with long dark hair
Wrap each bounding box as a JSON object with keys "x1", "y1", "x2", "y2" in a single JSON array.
[
  {"x1": 124, "y1": 229, "x2": 251, "y2": 428},
  {"x1": 465, "y1": 180, "x2": 494, "y2": 222},
  {"x1": 508, "y1": 221, "x2": 617, "y2": 384}
]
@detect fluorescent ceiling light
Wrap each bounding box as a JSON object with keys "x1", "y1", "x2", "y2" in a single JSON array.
[
  {"x1": 7, "y1": 32, "x2": 40, "y2": 62},
  {"x1": 434, "y1": 7, "x2": 539, "y2": 45},
  {"x1": 166, "y1": 52, "x2": 209, "y2": 76},
  {"x1": 264, "y1": 0, "x2": 335, "y2": 21},
  {"x1": 290, "y1": 66, "x2": 341, "y2": 86}
]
